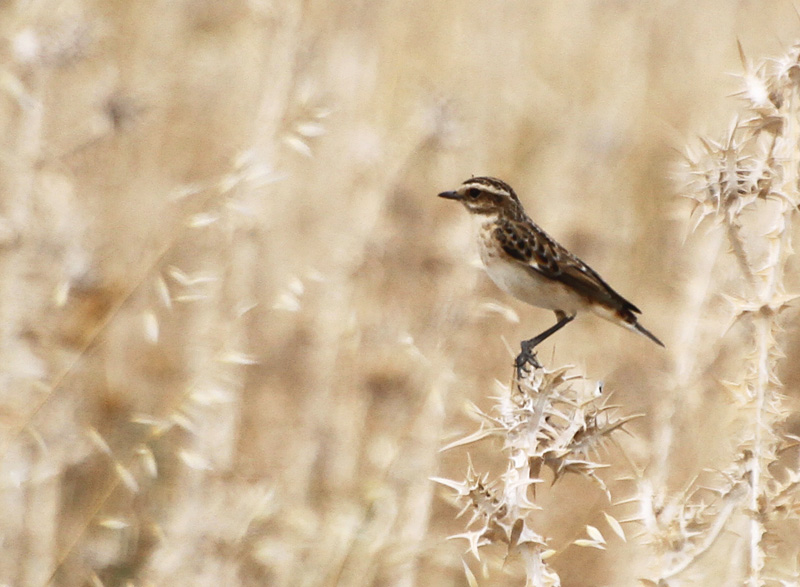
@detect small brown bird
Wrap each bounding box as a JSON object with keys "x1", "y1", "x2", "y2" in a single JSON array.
[{"x1": 439, "y1": 176, "x2": 663, "y2": 371}]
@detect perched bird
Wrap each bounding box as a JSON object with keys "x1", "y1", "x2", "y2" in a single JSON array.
[{"x1": 438, "y1": 176, "x2": 663, "y2": 372}]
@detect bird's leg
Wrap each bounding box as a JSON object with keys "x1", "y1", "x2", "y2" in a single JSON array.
[{"x1": 515, "y1": 311, "x2": 576, "y2": 376}]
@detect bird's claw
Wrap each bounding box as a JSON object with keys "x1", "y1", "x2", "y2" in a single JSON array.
[{"x1": 515, "y1": 343, "x2": 541, "y2": 378}]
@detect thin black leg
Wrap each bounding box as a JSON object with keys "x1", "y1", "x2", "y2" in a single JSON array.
[{"x1": 515, "y1": 313, "x2": 576, "y2": 376}]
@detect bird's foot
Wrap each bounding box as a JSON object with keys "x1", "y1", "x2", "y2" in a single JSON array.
[{"x1": 515, "y1": 340, "x2": 542, "y2": 378}]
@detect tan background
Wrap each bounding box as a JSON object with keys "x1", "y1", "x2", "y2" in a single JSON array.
[{"x1": 0, "y1": 1, "x2": 798, "y2": 585}]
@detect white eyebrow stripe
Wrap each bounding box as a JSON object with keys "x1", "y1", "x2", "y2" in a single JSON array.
[{"x1": 461, "y1": 182, "x2": 510, "y2": 197}]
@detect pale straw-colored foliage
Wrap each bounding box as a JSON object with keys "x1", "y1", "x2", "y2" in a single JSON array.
[{"x1": 1, "y1": 3, "x2": 800, "y2": 587}]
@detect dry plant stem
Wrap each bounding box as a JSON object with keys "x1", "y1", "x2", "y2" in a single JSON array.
[
  {"x1": 390, "y1": 373, "x2": 449, "y2": 587},
  {"x1": 660, "y1": 489, "x2": 739, "y2": 580},
  {"x1": 437, "y1": 363, "x2": 634, "y2": 586},
  {"x1": 725, "y1": 218, "x2": 755, "y2": 288},
  {"x1": 741, "y1": 73, "x2": 798, "y2": 587},
  {"x1": 653, "y1": 229, "x2": 724, "y2": 487},
  {"x1": 250, "y1": 3, "x2": 304, "y2": 162},
  {"x1": 145, "y1": 237, "x2": 250, "y2": 581},
  {"x1": 524, "y1": 546, "x2": 553, "y2": 587},
  {"x1": 669, "y1": 41, "x2": 800, "y2": 585},
  {"x1": 747, "y1": 317, "x2": 769, "y2": 584}
]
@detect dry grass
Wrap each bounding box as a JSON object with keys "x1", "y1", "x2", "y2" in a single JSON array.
[{"x1": 2, "y1": 1, "x2": 800, "y2": 586}]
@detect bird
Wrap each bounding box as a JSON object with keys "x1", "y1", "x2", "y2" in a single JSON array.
[{"x1": 438, "y1": 176, "x2": 663, "y2": 373}]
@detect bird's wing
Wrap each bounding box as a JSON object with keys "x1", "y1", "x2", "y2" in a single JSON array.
[{"x1": 494, "y1": 218, "x2": 641, "y2": 315}]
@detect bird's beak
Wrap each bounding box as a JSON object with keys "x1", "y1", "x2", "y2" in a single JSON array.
[{"x1": 438, "y1": 190, "x2": 462, "y2": 200}]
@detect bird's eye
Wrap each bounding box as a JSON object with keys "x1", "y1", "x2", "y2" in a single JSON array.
[{"x1": 466, "y1": 188, "x2": 481, "y2": 198}]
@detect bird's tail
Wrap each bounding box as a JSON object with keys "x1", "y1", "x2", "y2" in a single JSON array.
[
  {"x1": 591, "y1": 304, "x2": 665, "y2": 348},
  {"x1": 633, "y1": 321, "x2": 664, "y2": 347}
]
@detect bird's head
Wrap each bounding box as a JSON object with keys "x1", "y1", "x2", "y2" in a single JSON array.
[{"x1": 438, "y1": 176, "x2": 522, "y2": 217}]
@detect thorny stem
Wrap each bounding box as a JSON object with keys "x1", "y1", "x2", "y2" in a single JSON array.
[
  {"x1": 744, "y1": 71, "x2": 799, "y2": 587},
  {"x1": 662, "y1": 488, "x2": 740, "y2": 580},
  {"x1": 438, "y1": 365, "x2": 623, "y2": 586},
  {"x1": 725, "y1": 218, "x2": 755, "y2": 290},
  {"x1": 522, "y1": 544, "x2": 556, "y2": 587},
  {"x1": 669, "y1": 41, "x2": 800, "y2": 586},
  {"x1": 742, "y1": 64, "x2": 799, "y2": 587},
  {"x1": 747, "y1": 316, "x2": 770, "y2": 586}
]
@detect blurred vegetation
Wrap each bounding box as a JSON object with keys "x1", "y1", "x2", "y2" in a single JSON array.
[{"x1": 1, "y1": 1, "x2": 800, "y2": 585}]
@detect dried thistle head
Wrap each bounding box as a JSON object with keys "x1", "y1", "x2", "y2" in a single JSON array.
[
  {"x1": 436, "y1": 365, "x2": 638, "y2": 584},
  {"x1": 681, "y1": 125, "x2": 771, "y2": 230}
]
